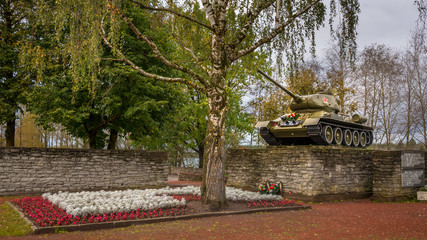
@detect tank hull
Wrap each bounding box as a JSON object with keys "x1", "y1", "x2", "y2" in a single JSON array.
[{"x1": 258, "y1": 115, "x2": 374, "y2": 148}]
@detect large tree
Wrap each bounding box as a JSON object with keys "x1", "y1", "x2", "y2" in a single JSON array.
[{"x1": 38, "y1": 0, "x2": 360, "y2": 209}]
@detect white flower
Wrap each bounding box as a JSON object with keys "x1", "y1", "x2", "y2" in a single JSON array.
[{"x1": 43, "y1": 186, "x2": 282, "y2": 216}]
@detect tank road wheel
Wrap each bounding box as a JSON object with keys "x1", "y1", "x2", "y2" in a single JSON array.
[
  {"x1": 352, "y1": 131, "x2": 360, "y2": 146},
  {"x1": 343, "y1": 129, "x2": 352, "y2": 146},
  {"x1": 333, "y1": 127, "x2": 343, "y2": 145},
  {"x1": 359, "y1": 131, "x2": 367, "y2": 147},
  {"x1": 322, "y1": 125, "x2": 334, "y2": 144},
  {"x1": 367, "y1": 131, "x2": 374, "y2": 146}
]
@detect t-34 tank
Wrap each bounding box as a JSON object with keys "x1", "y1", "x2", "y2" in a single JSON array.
[{"x1": 255, "y1": 70, "x2": 374, "y2": 147}]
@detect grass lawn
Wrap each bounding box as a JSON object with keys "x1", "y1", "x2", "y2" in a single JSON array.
[{"x1": 0, "y1": 197, "x2": 33, "y2": 237}]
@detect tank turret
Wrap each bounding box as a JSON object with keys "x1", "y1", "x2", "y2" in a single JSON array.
[
  {"x1": 257, "y1": 69, "x2": 340, "y2": 113},
  {"x1": 255, "y1": 69, "x2": 374, "y2": 148}
]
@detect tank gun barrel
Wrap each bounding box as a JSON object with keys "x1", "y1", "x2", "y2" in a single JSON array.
[{"x1": 257, "y1": 69, "x2": 302, "y2": 103}]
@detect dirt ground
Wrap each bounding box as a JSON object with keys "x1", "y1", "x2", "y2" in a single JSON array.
[{"x1": 3, "y1": 199, "x2": 426, "y2": 240}]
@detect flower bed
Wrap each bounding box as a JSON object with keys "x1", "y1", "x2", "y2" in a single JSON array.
[
  {"x1": 12, "y1": 196, "x2": 186, "y2": 227},
  {"x1": 12, "y1": 186, "x2": 302, "y2": 227}
]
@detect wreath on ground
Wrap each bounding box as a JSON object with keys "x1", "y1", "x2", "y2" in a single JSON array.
[{"x1": 258, "y1": 180, "x2": 283, "y2": 195}]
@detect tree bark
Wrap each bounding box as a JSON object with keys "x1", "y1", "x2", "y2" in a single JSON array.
[
  {"x1": 201, "y1": 88, "x2": 228, "y2": 211},
  {"x1": 107, "y1": 128, "x2": 118, "y2": 149},
  {"x1": 199, "y1": 8, "x2": 230, "y2": 210},
  {"x1": 6, "y1": 118, "x2": 15, "y2": 147}
]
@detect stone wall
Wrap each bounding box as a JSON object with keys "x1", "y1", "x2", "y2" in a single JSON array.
[
  {"x1": 170, "y1": 166, "x2": 203, "y2": 175},
  {"x1": 372, "y1": 150, "x2": 426, "y2": 201},
  {"x1": 170, "y1": 167, "x2": 203, "y2": 182},
  {"x1": 0, "y1": 147, "x2": 168, "y2": 196},
  {"x1": 226, "y1": 146, "x2": 373, "y2": 201}
]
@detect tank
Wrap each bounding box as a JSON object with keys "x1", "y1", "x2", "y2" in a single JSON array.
[{"x1": 255, "y1": 70, "x2": 374, "y2": 147}]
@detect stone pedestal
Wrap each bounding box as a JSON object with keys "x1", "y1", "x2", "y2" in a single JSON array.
[{"x1": 226, "y1": 146, "x2": 373, "y2": 202}]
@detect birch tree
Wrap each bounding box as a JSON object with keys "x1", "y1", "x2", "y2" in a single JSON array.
[
  {"x1": 405, "y1": 24, "x2": 427, "y2": 148},
  {"x1": 324, "y1": 44, "x2": 357, "y2": 114},
  {"x1": 36, "y1": 0, "x2": 360, "y2": 210},
  {"x1": 357, "y1": 44, "x2": 403, "y2": 148}
]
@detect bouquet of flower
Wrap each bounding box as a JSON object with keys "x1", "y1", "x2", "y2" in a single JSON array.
[
  {"x1": 284, "y1": 113, "x2": 300, "y2": 121},
  {"x1": 258, "y1": 180, "x2": 283, "y2": 195}
]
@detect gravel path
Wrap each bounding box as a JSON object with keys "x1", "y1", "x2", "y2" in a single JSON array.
[{"x1": 3, "y1": 199, "x2": 426, "y2": 240}]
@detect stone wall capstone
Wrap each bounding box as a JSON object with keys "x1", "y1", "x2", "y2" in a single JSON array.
[
  {"x1": 0, "y1": 147, "x2": 168, "y2": 196},
  {"x1": 226, "y1": 146, "x2": 373, "y2": 202}
]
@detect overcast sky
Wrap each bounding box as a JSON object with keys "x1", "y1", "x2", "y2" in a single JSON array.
[{"x1": 315, "y1": 0, "x2": 421, "y2": 55}]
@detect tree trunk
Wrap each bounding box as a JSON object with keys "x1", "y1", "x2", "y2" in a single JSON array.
[
  {"x1": 198, "y1": 144, "x2": 204, "y2": 169},
  {"x1": 107, "y1": 128, "x2": 118, "y2": 149},
  {"x1": 201, "y1": 89, "x2": 228, "y2": 211},
  {"x1": 44, "y1": 130, "x2": 48, "y2": 148},
  {"x1": 0, "y1": 125, "x2": 3, "y2": 146},
  {"x1": 6, "y1": 118, "x2": 15, "y2": 147},
  {"x1": 88, "y1": 131, "x2": 97, "y2": 149}
]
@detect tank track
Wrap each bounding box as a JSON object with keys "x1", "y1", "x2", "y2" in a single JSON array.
[
  {"x1": 260, "y1": 119, "x2": 374, "y2": 147},
  {"x1": 259, "y1": 127, "x2": 281, "y2": 145},
  {"x1": 307, "y1": 119, "x2": 374, "y2": 147},
  {"x1": 307, "y1": 125, "x2": 328, "y2": 145}
]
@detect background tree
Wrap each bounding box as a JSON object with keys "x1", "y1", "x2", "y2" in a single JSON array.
[
  {"x1": 0, "y1": 0, "x2": 33, "y2": 146},
  {"x1": 356, "y1": 44, "x2": 403, "y2": 149},
  {"x1": 14, "y1": 110, "x2": 44, "y2": 147},
  {"x1": 324, "y1": 44, "x2": 357, "y2": 114},
  {"x1": 403, "y1": 21, "x2": 427, "y2": 149}
]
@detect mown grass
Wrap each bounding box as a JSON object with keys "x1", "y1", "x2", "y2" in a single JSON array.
[{"x1": 0, "y1": 198, "x2": 33, "y2": 237}]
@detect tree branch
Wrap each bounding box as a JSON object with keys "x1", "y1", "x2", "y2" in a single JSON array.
[
  {"x1": 171, "y1": 29, "x2": 211, "y2": 77},
  {"x1": 101, "y1": 58, "x2": 124, "y2": 61},
  {"x1": 224, "y1": 0, "x2": 230, "y2": 9},
  {"x1": 100, "y1": 14, "x2": 205, "y2": 91},
  {"x1": 201, "y1": 0, "x2": 216, "y2": 27},
  {"x1": 230, "y1": 0, "x2": 321, "y2": 62},
  {"x1": 110, "y1": 5, "x2": 209, "y2": 88},
  {"x1": 227, "y1": 1, "x2": 275, "y2": 50},
  {"x1": 130, "y1": 0, "x2": 213, "y2": 31}
]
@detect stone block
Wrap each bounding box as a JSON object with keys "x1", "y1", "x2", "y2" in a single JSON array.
[{"x1": 417, "y1": 191, "x2": 427, "y2": 201}]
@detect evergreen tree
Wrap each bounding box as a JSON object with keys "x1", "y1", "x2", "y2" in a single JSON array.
[{"x1": 0, "y1": 0, "x2": 33, "y2": 146}]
